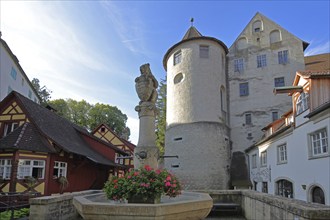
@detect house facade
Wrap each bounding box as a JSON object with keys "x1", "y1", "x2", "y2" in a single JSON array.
[
  {"x1": 0, "y1": 91, "x2": 128, "y2": 196},
  {"x1": 0, "y1": 34, "x2": 40, "y2": 103},
  {"x1": 246, "y1": 70, "x2": 330, "y2": 205},
  {"x1": 227, "y1": 12, "x2": 308, "y2": 153}
]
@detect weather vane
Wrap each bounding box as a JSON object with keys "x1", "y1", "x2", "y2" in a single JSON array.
[{"x1": 190, "y1": 18, "x2": 194, "y2": 26}]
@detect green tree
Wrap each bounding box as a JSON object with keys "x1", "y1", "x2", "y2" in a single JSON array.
[
  {"x1": 155, "y1": 79, "x2": 166, "y2": 156},
  {"x1": 66, "y1": 99, "x2": 91, "y2": 128},
  {"x1": 89, "y1": 103, "x2": 130, "y2": 138},
  {"x1": 48, "y1": 99, "x2": 69, "y2": 118},
  {"x1": 31, "y1": 78, "x2": 52, "y2": 106},
  {"x1": 48, "y1": 99, "x2": 130, "y2": 139}
]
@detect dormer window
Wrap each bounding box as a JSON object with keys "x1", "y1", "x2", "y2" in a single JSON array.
[
  {"x1": 296, "y1": 92, "x2": 309, "y2": 115},
  {"x1": 3, "y1": 122, "x2": 19, "y2": 137}
]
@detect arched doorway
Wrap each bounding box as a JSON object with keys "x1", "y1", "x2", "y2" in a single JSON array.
[
  {"x1": 311, "y1": 186, "x2": 325, "y2": 204},
  {"x1": 276, "y1": 179, "x2": 293, "y2": 198}
]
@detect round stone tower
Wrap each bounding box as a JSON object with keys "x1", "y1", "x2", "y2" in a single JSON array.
[{"x1": 163, "y1": 25, "x2": 230, "y2": 190}]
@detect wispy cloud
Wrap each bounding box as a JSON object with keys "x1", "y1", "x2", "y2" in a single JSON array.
[
  {"x1": 99, "y1": 1, "x2": 149, "y2": 56},
  {"x1": 304, "y1": 40, "x2": 330, "y2": 56}
]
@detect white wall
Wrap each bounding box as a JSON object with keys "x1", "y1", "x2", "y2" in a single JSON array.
[
  {"x1": 248, "y1": 109, "x2": 330, "y2": 205},
  {"x1": 0, "y1": 40, "x2": 40, "y2": 103}
]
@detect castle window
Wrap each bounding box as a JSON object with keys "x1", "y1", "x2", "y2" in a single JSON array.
[
  {"x1": 270, "y1": 30, "x2": 281, "y2": 43},
  {"x1": 100, "y1": 127, "x2": 106, "y2": 133},
  {"x1": 173, "y1": 50, "x2": 182, "y2": 65},
  {"x1": 257, "y1": 54, "x2": 267, "y2": 68},
  {"x1": 53, "y1": 161, "x2": 67, "y2": 178},
  {"x1": 296, "y1": 92, "x2": 309, "y2": 115},
  {"x1": 234, "y1": 58, "x2": 244, "y2": 72},
  {"x1": 252, "y1": 20, "x2": 263, "y2": 33},
  {"x1": 199, "y1": 45, "x2": 209, "y2": 58},
  {"x1": 10, "y1": 67, "x2": 17, "y2": 80},
  {"x1": 277, "y1": 144, "x2": 287, "y2": 164},
  {"x1": 274, "y1": 77, "x2": 285, "y2": 87},
  {"x1": 174, "y1": 73, "x2": 184, "y2": 84},
  {"x1": 309, "y1": 128, "x2": 328, "y2": 158},
  {"x1": 17, "y1": 159, "x2": 45, "y2": 179},
  {"x1": 237, "y1": 37, "x2": 248, "y2": 49},
  {"x1": 239, "y1": 82, "x2": 249, "y2": 96},
  {"x1": 278, "y1": 50, "x2": 289, "y2": 64},
  {"x1": 260, "y1": 151, "x2": 267, "y2": 167},
  {"x1": 0, "y1": 159, "x2": 12, "y2": 179}
]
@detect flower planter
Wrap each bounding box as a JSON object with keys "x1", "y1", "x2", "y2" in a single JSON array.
[{"x1": 127, "y1": 195, "x2": 161, "y2": 204}]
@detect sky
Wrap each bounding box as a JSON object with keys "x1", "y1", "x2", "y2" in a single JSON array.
[{"x1": 1, "y1": 1, "x2": 329, "y2": 144}]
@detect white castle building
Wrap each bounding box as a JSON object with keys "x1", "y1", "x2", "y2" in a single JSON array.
[
  {"x1": 163, "y1": 25, "x2": 230, "y2": 190},
  {"x1": 163, "y1": 12, "x2": 329, "y2": 194}
]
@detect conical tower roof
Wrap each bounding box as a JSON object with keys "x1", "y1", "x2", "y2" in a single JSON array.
[
  {"x1": 163, "y1": 22, "x2": 228, "y2": 70},
  {"x1": 182, "y1": 26, "x2": 202, "y2": 40}
]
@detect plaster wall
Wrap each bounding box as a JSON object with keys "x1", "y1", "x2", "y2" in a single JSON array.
[
  {"x1": 166, "y1": 39, "x2": 228, "y2": 126},
  {"x1": 228, "y1": 13, "x2": 306, "y2": 153},
  {"x1": 247, "y1": 109, "x2": 330, "y2": 205}
]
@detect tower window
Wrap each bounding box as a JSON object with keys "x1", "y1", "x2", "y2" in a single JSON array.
[
  {"x1": 245, "y1": 113, "x2": 252, "y2": 125},
  {"x1": 173, "y1": 50, "x2": 182, "y2": 65},
  {"x1": 199, "y1": 45, "x2": 209, "y2": 58},
  {"x1": 174, "y1": 73, "x2": 184, "y2": 84},
  {"x1": 239, "y1": 82, "x2": 249, "y2": 96}
]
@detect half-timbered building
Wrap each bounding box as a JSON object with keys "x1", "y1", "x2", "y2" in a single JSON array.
[
  {"x1": 0, "y1": 91, "x2": 129, "y2": 196},
  {"x1": 92, "y1": 123, "x2": 135, "y2": 176}
]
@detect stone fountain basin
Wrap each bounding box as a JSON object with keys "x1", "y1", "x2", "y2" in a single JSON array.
[{"x1": 73, "y1": 191, "x2": 213, "y2": 220}]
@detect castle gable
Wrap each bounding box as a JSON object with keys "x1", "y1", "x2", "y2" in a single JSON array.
[{"x1": 229, "y1": 12, "x2": 308, "y2": 52}]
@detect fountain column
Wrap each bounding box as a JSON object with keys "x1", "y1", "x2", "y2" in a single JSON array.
[{"x1": 134, "y1": 63, "x2": 159, "y2": 169}]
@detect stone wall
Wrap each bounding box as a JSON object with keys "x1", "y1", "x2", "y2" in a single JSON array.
[
  {"x1": 29, "y1": 190, "x2": 100, "y2": 220},
  {"x1": 209, "y1": 190, "x2": 330, "y2": 220}
]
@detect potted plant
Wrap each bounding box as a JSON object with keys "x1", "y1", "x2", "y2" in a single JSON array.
[
  {"x1": 104, "y1": 165, "x2": 181, "y2": 204},
  {"x1": 57, "y1": 176, "x2": 69, "y2": 194}
]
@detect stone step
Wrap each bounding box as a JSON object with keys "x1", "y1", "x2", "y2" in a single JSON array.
[{"x1": 209, "y1": 203, "x2": 242, "y2": 217}]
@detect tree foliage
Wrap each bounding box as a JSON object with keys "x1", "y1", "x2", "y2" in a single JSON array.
[
  {"x1": 48, "y1": 99, "x2": 130, "y2": 140},
  {"x1": 31, "y1": 78, "x2": 52, "y2": 106},
  {"x1": 155, "y1": 79, "x2": 166, "y2": 156}
]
